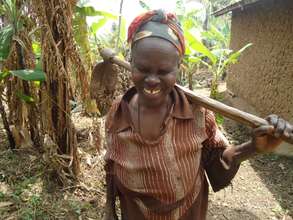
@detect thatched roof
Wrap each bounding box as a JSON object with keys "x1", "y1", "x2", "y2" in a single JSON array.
[{"x1": 213, "y1": 0, "x2": 263, "y2": 17}]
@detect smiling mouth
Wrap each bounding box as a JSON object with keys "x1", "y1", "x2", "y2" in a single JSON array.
[{"x1": 144, "y1": 88, "x2": 161, "y2": 95}]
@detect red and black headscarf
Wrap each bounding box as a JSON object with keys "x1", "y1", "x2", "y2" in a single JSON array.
[{"x1": 127, "y1": 9, "x2": 185, "y2": 56}]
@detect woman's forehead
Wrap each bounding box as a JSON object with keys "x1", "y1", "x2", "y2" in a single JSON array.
[{"x1": 132, "y1": 38, "x2": 179, "y2": 59}]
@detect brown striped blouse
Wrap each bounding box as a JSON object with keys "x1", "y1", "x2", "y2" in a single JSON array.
[{"x1": 105, "y1": 86, "x2": 240, "y2": 220}]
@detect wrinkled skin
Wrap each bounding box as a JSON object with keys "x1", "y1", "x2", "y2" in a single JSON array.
[
  {"x1": 131, "y1": 37, "x2": 180, "y2": 108},
  {"x1": 128, "y1": 37, "x2": 181, "y2": 140},
  {"x1": 253, "y1": 114, "x2": 293, "y2": 152}
]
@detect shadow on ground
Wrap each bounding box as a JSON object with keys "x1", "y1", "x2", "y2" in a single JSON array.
[
  {"x1": 249, "y1": 154, "x2": 293, "y2": 216},
  {"x1": 207, "y1": 203, "x2": 261, "y2": 220},
  {"x1": 223, "y1": 118, "x2": 293, "y2": 217}
]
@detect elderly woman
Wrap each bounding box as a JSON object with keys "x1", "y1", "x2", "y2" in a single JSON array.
[{"x1": 103, "y1": 10, "x2": 293, "y2": 220}]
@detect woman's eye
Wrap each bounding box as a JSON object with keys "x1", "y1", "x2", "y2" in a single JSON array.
[
  {"x1": 159, "y1": 70, "x2": 170, "y2": 75},
  {"x1": 137, "y1": 67, "x2": 149, "y2": 73},
  {"x1": 159, "y1": 69, "x2": 176, "y2": 75}
]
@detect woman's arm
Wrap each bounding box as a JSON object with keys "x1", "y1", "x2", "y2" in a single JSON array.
[
  {"x1": 202, "y1": 112, "x2": 293, "y2": 192},
  {"x1": 104, "y1": 161, "x2": 118, "y2": 220},
  {"x1": 222, "y1": 114, "x2": 293, "y2": 167}
]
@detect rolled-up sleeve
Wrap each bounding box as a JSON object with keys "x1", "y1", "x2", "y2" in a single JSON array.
[{"x1": 201, "y1": 110, "x2": 240, "y2": 192}]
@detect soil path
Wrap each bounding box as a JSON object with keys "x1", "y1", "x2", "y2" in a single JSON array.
[{"x1": 207, "y1": 118, "x2": 293, "y2": 220}]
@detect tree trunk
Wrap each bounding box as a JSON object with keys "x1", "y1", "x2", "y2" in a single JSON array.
[
  {"x1": 15, "y1": 42, "x2": 41, "y2": 148},
  {"x1": 188, "y1": 71, "x2": 193, "y2": 90},
  {"x1": 32, "y1": 0, "x2": 80, "y2": 184},
  {"x1": 0, "y1": 89, "x2": 15, "y2": 149}
]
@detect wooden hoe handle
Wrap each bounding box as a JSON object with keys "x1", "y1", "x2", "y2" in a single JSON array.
[{"x1": 99, "y1": 48, "x2": 293, "y2": 145}]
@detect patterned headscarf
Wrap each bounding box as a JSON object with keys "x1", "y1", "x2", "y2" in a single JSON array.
[{"x1": 127, "y1": 9, "x2": 185, "y2": 56}]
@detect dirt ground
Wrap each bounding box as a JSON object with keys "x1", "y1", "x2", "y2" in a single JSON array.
[
  {"x1": 0, "y1": 73, "x2": 293, "y2": 219},
  {"x1": 208, "y1": 118, "x2": 293, "y2": 220}
]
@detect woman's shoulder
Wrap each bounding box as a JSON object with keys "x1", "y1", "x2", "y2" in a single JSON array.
[{"x1": 105, "y1": 95, "x2": 123, "y2": 130}]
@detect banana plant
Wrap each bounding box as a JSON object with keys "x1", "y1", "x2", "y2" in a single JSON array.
[
  {"x1": 185, "y1": 29, "x2": 252, "y2": 99},
  {"x1": 74, "y1": 2, "x2": 117, "y2": 59},
  {"x1": 0, "y1": 0, "x2": 46, "y2": 149},
  {"x1": 0, "y1": 0, "x2": 46, "y2": 80}
]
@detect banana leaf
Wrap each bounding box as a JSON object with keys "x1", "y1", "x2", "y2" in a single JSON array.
[{"x1": 9, "y1": 69, "x2": 46, "y2": 81}]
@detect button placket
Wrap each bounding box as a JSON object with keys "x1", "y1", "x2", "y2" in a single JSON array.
[{"x1": 164, "y1": 129, "x2": 185, "y2": 201}]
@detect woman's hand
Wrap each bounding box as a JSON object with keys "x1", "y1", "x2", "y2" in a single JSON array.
[{"x1": 252, "y1": 114, "x2": 293, "y2": 153}]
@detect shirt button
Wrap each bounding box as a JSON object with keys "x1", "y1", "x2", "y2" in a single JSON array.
[{"x1": 176, "y1": 176, "x2": 181, "y2": 180}]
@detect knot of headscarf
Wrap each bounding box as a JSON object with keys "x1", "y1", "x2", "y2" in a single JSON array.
[{"x1": 127, "y1": 9, "x2": 185, "y2": 56}]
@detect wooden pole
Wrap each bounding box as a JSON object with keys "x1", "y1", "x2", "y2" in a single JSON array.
[{"x1": 99, "y1": 48, "x2": 293, "y2": 145}]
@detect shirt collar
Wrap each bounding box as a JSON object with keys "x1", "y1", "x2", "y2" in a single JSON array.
[{"x1": 109, "y1": 86, "x2": 194, "y2": 133}]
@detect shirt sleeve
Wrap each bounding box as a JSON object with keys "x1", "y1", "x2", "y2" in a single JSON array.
[
  {"x1": 104, "y1": 98, "x2": 121, "y2": 171},
  {"x1": 201, "y1": 110, "x2": 240, "y2": 192}
]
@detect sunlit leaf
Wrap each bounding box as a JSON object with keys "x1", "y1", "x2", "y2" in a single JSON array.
[
  {"x1": 201, "y1": 25, "x2": 229, "y2": 50},
  {"x1": 211, "y1": 48, "x2": 232, "y2": 59},
  {"x1": 32, "y1": 41, "x2": 41, "y2": 56},
  {"x1": 188, "y1": 56, "x2": 201, "y2": 63},
  {"x1": 223, "y1": 43, "x2": 252, "y2": 66},
  {"x1": 139, "y1": 0, "x2": 151, "y2": 10},
  {"x1": 215, "y1": 113, "x2": 224, "y2": 125},
  {"x1": 0, "y1": 70, "x2": 11, "y2": 81},
  {"x1": 219, "y1": 43, "x2": 252, "y2": 75},
  {"x1": 117, "y1": 52, "x2": 125, "y2": 60},
  {"x1": 75, "y1": 6, "x2": 117, "y2": 19},
  {"x1": 16, "y1": 91, "x2": 35, "y2": 103},
  {"x1": 90, "y1": 18, "x2": 108, "y2": 34},
  {"x1": 185, "y1": 31, "x2": 217, "y2": 65},
  {"x1": 119, "y1": 17, "x2": 127, "y2": 42},
  {"x1": 10, "y1": 69, "x2": 46, "y2": 81},
  {"x1": 33, "y1": 81, "x2": 41, "y2": 87}
]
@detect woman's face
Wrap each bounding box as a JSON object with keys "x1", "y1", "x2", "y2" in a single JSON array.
[{"x1": 131, "y1": 37, "x2": 180, "y2": 107}]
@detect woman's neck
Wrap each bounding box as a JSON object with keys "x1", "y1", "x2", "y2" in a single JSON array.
[{"x1": 137, "y1": 95, "x2": 172, "y2": 112}]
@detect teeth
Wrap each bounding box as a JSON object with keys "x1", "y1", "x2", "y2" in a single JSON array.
[{"x1": 144, "y1": 88, "x2": 160, "y2": 94}]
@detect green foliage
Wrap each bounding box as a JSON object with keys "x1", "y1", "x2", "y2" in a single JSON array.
[
  {"x1": 185, "y1": 22, "x2": 252, "y2": 98},
  {"x1": 2, "y1": 0, "x2": 23, "y2": 32},
  {"x1": 201, "y1": 25, "x2": 229, "y2": 49},
  {"x1": 0, "y1": 0, "x2": 28, "y2": 61},
  {"x1": 74, "y1": 2, "x2": 118, "y2": 63},
  {"x1": 90, "y1": 18, "x2": 108, "y2": 34},
  {"x1": 139, "y1": 0, "x2": 151, "y2": 11},
  {"x1": 0, "y1": 69, "x2": 46, "y2": 89},
  {"x1": 75, "y1": 6, "x2": 117, "y2": 19},
  {"x1": 215, "y1": 113, "x2": 224, "y2": 125},
  {"x1": 20, "y1": 195, "x2": 48, "y2": 220},
  {"x1": 0, "y1": 69, "x2": 11, "y2": 81},
  {"x1": 9, "y1": 69, "x2": 46, "y2": 81},
  {"x1": 16, "y1": 91, "x2": 35, "y2": 104},
  {"x1": 32, "y1": 42, "x2": 41, "y2": 56},
  {"x1": 185, "y1": 31, "x2": 217, "y2": 65},
  {"x1": 0, "y1": 191, "x2": 5, "y2": 200},
  {"x1": 68, "y1": 200, "x2": 82, "y2": 216},
  {"x1": 0, "y1": 25, "x2": 14, "y2": 60}
]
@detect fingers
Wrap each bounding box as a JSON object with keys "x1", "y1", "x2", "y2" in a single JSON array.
[
  {"x1": 266, "y1": 114, "x2": 278, "y2": 126},
  {"x1": 253, "y1": 125, "x2": 274, "y2": 137},
  {"x1": 266, "y1": 114, "x2": 293, "y2": 139},
  {"x1": 275, "y1": 117, "x2": 285, "y2": 138},
  {"x1": 284, "y1": 122, "x2": 293, "y2": 138}
]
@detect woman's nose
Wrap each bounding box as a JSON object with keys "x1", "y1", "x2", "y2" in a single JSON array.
[{"x1": 145, "y1": 74, "x2": 160, "y2": 87}]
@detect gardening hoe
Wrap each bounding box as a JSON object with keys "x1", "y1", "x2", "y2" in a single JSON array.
[{"x1": 99, "y1": 48, "x2": 293, "y2": 145}]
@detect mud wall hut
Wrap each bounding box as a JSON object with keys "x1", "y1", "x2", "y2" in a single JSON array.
[{"x1": 214, "y1": 0, "x2": 293, "y2": 154}]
